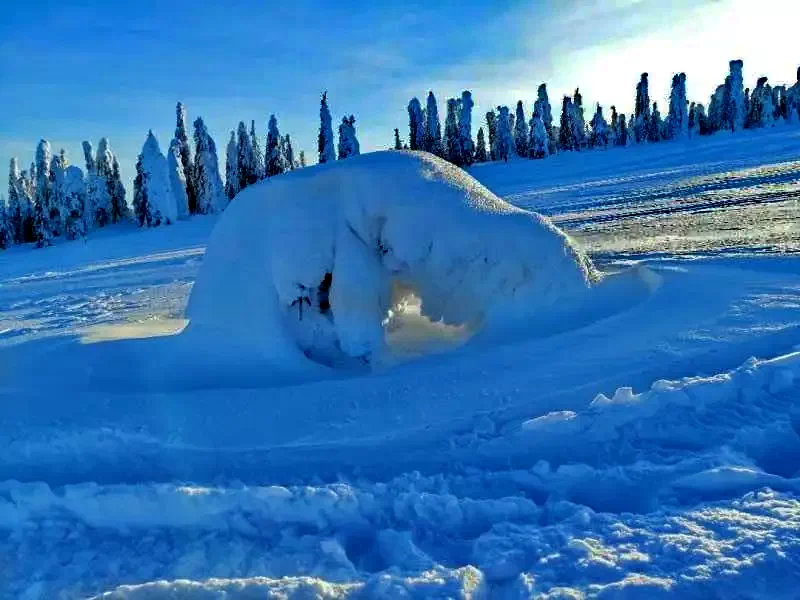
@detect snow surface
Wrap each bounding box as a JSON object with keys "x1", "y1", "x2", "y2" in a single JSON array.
[{"x1": 1, "y1": 127, "x2": 800, "y2": 598}]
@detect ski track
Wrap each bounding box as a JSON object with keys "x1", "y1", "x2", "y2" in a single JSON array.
[{"x1": 2, "y1": 128, "x2": 800, "y2": 598}]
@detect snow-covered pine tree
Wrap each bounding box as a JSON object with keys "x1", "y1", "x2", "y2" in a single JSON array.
[
  {"x1": 168, "y1": 138, "x2": 190, "y2": 219},
  {"x1": 458, "y1": 90, "x2": 474, "y2": 167},
  {"x1": 648, "y1": 102, "x2": 663, "y2": 141},
  {"x1": 424, "y1": 91, "x2": 443, "y2": 156},
  {"x1": 266, "y1": 114, "x2": 284, "y2": 176},
  {"x1": 139, "y1": 131, "x2": 175, "y2": 226},
  {"x1": 175, "y1": 102, "x2": 197, "y2": 214},
  {"x1": 298, "y1": 151, "x2": 306, "y2": 168},
  {"x1": 82, "y1": 141, "x2": 96, "y2": 175},
  {"x1": 589, "y1": 104, "x2": 609, "y2": 148},
  {"x1": 667, "y1": 72, "x2": 689, "y2": 140},
  {"x1": 474, "y1": 127, "x2": 488, "y2": 162},
  {"x1": 0, "y1": 195, "x2": 9, "y2": 250},
  {"x1": 62, "y1": 166, "x2": 87, "y2": 240},
  {"x1": 49, "y1": 150, "x2": 66, "y2": 235},
  {"x1": 786, "y1": 67, "x2": 800, "y2": 124},
  {"x1": 773, "y1": 85, "x2": 787, "y2": 121},
  {"x1": 617, "y1": 114, "x2": 629, "y2": 146},
  {"x1": 407, "y1": 98, "x2": 425, "y2": 151},
  {"x1": 609, "y1": 106, "x2": 619, "y2": 147},
  {"x1": 33, "y1": 140, "x2": 52, "y2": 245},
  {"x1": 444, "y1": 98, "x2": 462, "y2": 165},
  {"x1": 283, "y1": 135, "x2": 295, "y2": 171},
  {"x1": 224, "y1": 131, "x2": 238, "y2": 200},
  {"x1": 236, "y1": 121, "x2": 254, "y2": 191},
  {"x1": 7, "y1": 158, "x2": 24, "y2": 244},
  {"x1": 534, "y1": 84, "x2": 553, "y2": 135},
  {"x1": 727, "y1": 59, "x2": 746, "y2": 131},
  {"x1": 485, "y1": 110, "x2": 497, "y2": 161},
  {"x1": 111, "y1": 155, "x2": 128, "y2": 223},
  {"x1": 318, "y1": 91, "x2": 336, "y2": 164},
  {"x1": 571, "y1": 89, "x2": 586, "y2": 148},
  {"x1": 394, "y1": 128, "x2": 403, "y2": 150},
  {"x1": 634, "y1": 73, "x2": 651, "y2": 143},
  {"x1": 529, "y1": 114, "x2": 549, "y2": 159},
  {"x1": 494, "y1": 106, "x2": 515, "y2": 162},
  {"x1": 193, "y1": 117, "x2": 226, "y2": 214},
  {"x1": 708, "y1": 84, "x2": 726, "y2": 132},
  {"x1": 337, "y1": 115, "x2": 360, "y2": 160},
  {"x1": 559, "y1": 96, "x2": 576, "y2": 151},
  {"x1": 688, "y1": 102, "x2": 697, "y2": 137},
  {"x1": 744, "y1": 88, "x2": 752, "y2": 127},
  {"x1": 513, "y1": 100, "x2": 529, "y2": 158},
  {"x1": 749, "y1": 77, "x2": 775, "y2": 128},
  {"x1": 250, "y1": 120, "x2": 265, "y2": 181},
  {"x1": 132, "y1": 154, "x2": 148, "y2": 226}
]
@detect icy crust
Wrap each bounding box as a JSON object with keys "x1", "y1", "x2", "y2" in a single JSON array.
[{"x1": 186, "y1": 151, "x2": 595, "y2": 369}]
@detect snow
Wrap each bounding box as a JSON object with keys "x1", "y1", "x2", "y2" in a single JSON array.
[
  {"x1": 186, "y1": 151, "x2": 595, "y2": 371},
  {"x1": 1, "y1": 126, "x2": 800, "y2": 598},
  {"x1": 141, "y1": 132, "x2": 177, "y2": 225}
]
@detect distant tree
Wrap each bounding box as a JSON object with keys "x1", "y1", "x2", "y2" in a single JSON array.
[
  {"x1": 649, "y1": 102, "x2": 664, "y2": 141},
  {"x1": 168, "y1": 138, "x2": 190, "y2": 219},
  {"x1": 33, "y1": 139, "x2": 52, "y2": 245},
  {"x1": 250, "y1": 120, "x2": 265, "y2": 181},
  {"x1": 139, "y1": 131, "x2": 176, "y2": 226},
  {"x1": 786, "y1": 66, "x2": 800, "y2": 123},
  {"x1": 511, "y1": 100, "x2": 529, "y2": 158},
  {"x1": 617, "y1": 114, "x2": 629, "y2": 146},
  {"x1": 695, "y1": 103, "x2": 711, "y2": 135},
  {"x1": 267, "y1": 114, "x2": 284, "y2": 176},
  {"x1": 193, "y1": 117, "x2": 226, "y2": 214},
  {"x1": 20, "y1": 167, "x2": 35, "y2": 242},
  {"x1": 474, "y1": 127, "x2": 488, "y2": 162},
  {"x1": 444, "y1": 98, "x2": 462, "y2": 165},
  {"x1": 337, "y1": 115, "x2": 360, "y2": 160},
  {"x1": 424, "y1": 91, "x2": 443, "y2": 156},
  {"x1": 407, "y1": 98, "x2": 425, "y2": 151},
  {"x1": 667, "y1": 73, "x2": 689, "y2": 140},
  {"x1": 559, "y1": 96, "x2": 576, "y2": 151},
  {"x1": 175, "y1": 102, "x2": 197, "y2": 214},
  {"x1": 634, "y1": 73, "x2": 651, "y2": 142},
  {"x1": 110, "y1": 153, "x2": 128, "y2": 224},
  {"x1": 589, "y1": 104, "x2": 609, "y2": 148},
  {"x1": 494, "y1": 106, "x2": 514, "y2": 162},
  {"x1": 727, "y1": 59, "x2": 746, "y2": 131},
  {"x1": 749, "y1": 76, "x2": 775, "y2": 128},
  {"x1": 529, "y1": 114, "x2": 549, "y2": 158},
  {"x1": 688, "y1": 102, "x2": 697, "y2": 138},
  {"x1": 82, "y1": 141, "x2": 96, "y2": 175},
  {"x1": 236, "y1": 121, "x2": 254, "y2": 191},
  {"x1": 62, "y1": 166, "x2": 87, "y2": 239},
  {"x1": 318, "y1": 91, "x2": 336, "y2": 164},
  {"x1": 132, "y1": 154, "x2": 149, "y2": 227},
  {"x1": 609, "y1": 105, "x2": 619, "y2": 147},
  {"x1": 458, "y1": 90, "x2": 475, "y2": 166},
  {"x1": 224, "y1": 131, "x2": 238, "y2": 200},
  {"x1": 0, "y1": 195, "x2": 10, "y2": 249},
  {"x1": 485, "y1": 110, "x2": 497, "y2": 161},
  {"x1": 773, "y1": 85, "x2": 787, "y2": 121},
  {"x1": 534, "y1": 84, "x2": 553, "y2": 135},
  {"x1": 708, "y1": 83, "x2": 726, "y2": 132},
  {"x1": 393, "y1": 128, "x2": 403, "y2": 150},
  {"x1": 298, "y1": 150, "x2": 307, "y2": 168},
  {"x1": 7, "y1": 158, "x2": 24, "y2": 244},
  {"x1": 49, "y1": 150, "x2": 66, "y2": 235},
  {"x1": 571, "y1": 89, "x2": 586, "y2": 148},
  {"x1": 283, "y1": 135, "x2": 295, "y2": 171}
]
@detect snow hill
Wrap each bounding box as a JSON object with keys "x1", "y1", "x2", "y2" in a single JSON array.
[{"x1": 0, "y1": 127, "x2": 799, "y2": 598}]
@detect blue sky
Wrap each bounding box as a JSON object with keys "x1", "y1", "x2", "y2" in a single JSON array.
[{"x1": 1, "y1": 0, "x2": 798, "y2": 191}]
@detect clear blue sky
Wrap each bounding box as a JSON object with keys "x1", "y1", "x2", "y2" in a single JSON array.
[{"x1": 1, "y1": 0, "x2": 797, "y2": 192}]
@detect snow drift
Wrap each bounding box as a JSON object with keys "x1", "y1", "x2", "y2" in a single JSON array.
[{"x1": 186, "y1": 151, "x2": 597, "y2": 369}]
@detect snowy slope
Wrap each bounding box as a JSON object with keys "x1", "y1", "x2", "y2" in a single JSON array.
[{"x1": 1, "y1": 129, "x2": 800, "y2": 598}]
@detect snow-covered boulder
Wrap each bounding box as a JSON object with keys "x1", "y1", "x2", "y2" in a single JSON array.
[{"x1": 186, "y1": 151, "x2": 597, "y2": 369}]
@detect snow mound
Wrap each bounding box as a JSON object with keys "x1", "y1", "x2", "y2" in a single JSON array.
[{"x1": 186, "y1": 151, "x2": 596, "y2": 370}]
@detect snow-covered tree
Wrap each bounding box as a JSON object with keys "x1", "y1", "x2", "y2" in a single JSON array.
[
  {"x1": 513, "y1": 100, "x2": 529, "y2": 158},
  {"x1": 727, "y1": 59, "x2": 746, "y2": 132},
  {"x1": 708, "y1": 83, "x2": 726, "y2": 132},
  {"x1": 534, "y1": 84, "x2": 553, "y2": 135},
  {"x1": 609, "y1": 106, "x2": 619, "y2": 147},
  {"x1": 0, "y1": 195, "x2": 10, "y2": 249},
  {"x1": 82, "y1": 141, "x2": 96, "y2": 175},
  {"x1": 318, "y1": 91, "x2": 336, "y2": 164},
  {"x1": 283, "y1": 135, "x2": 295, "y2": 171},
  {"x1": 786, "y1": 67, "x2": 800, "y2": 124},
  {"x1": 95, "y1": 138, "x2": 125, "y2": 224},
  {"x1": 7, "y1": 158, "x2": 25, "y2": 244},
  {"x1": 33, "y1": 139, "x2": 52, "y2": 244},
  {"x1": 559, "y1": 96, "x2": 576, "y2": 151},
  {"x1": 634, "y1": 73, "x2": 651, "y2": 143},
  {"x1": 394, "y1": 128, "x2": 403, "y2": 150},
  {"x1": 62, "y1": 166, "x2": 87, "y2": 240},
  {"x1": 168, "y1": 138, "x2": 190, "y2": 219},
  {"x1": 407, "y1": 98, "x2": 425, "y2": 151},
  {"x1": 82, "y1": 140, "x2": 109, "y2": 228},
  {"x1": 617, "y1": 114, "x2": 629, "y2": 146},
  {"x1": 138, "y1": 131, "x2": 175, "y2": 226},
  {"x1": 485, "y1": 110, "x2": 497, "y2": 161},
  {"x1": 175, "y1": 102, "x2": 197, "y2": 214},
  {"x1": 224, "y1": 131, "x2": 239, "y2": 200},
  {"x1": 298, "y1": 151, "x2": 306, "y2": 168},
  {"x1": 649, "y1": 102, "x2": 664, "y2": 142},
  {"x1": 49, "y1": 150, "x2": 66, "y2": 235},
  {"x1": 529, "y1": 114, "x2": 549, "y2": 158},
  {"x1": 111, "y1": 155, "x2": 128, "y2": 223},
  {"x1": 444, "y1": 98, "x2": 462, "y2": 165},
  {"x1": 132, "y1": 155, "x2": 148, "y2": 226},
  {"x1": 667, "y1": 72, "x2": 689, "y2": 140},
  {"x1": 250, "y1": 120, "x2": 265, "y2": 181},
  {"x1": 571, "y1": 89, "x2": 586, "y2": 148},
  {"x1": 589, "y1": 104, "x2": 609, "y2": 148},
  {"x1": 424, "y1": 91, "x2": 443, "y2": 156},
  {"x1": 193, "y1": 117, "x2": 226, "y2": 214},
  {"x1": 748, "y1": 76, "x2": 775, "y2": 128},
  {"x1": 474, "y1": 127, "x2": 488, "y2": 162},
  {"x1": 236, "y1": 121, "x2": 254, "y2": 191},
  {"x1": 494, "y1": 106, "x2": 514, "y2": 162},
  {"x1": 458, "y1": 90, "x2": 474, "y2": 167},
  {"x1": 772, "y1": 85, "x2": 787, "y2": 121},
  {"x1": 337, "y1": 115, "x2": 360, "y2": 160},
  {"x1": 267, "y1": 114, "x2": 284, "y2": 176}
]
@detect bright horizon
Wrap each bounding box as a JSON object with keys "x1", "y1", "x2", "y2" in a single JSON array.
[{"x1": 1, "y1": 0, "x2": 798, "y2": 192}]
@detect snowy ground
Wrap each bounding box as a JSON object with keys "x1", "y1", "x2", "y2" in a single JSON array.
[{"x1": 1, "y1": 127, "x2": 800, "y2": 598}]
